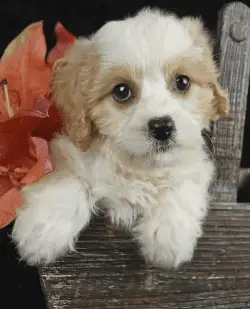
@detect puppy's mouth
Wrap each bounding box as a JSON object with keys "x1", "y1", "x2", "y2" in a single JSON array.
[{"x1": 149, "y1": 137, "x2": 176, "y2": 153}]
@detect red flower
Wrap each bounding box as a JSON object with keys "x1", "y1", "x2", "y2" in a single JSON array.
[{"x1": 0, "y1": 21, "x2": 75, "y2": 228}]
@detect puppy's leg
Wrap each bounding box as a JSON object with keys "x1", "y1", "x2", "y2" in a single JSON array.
[
  {"x1": 12, "y1": 135, "x2": 92, "y2": 265},
  {"x1": 135, "y1": 181, "x2": 208, "y2": 269},
  {"x1": 108, "y1": 200, "x2": 139, "y2": 230}
]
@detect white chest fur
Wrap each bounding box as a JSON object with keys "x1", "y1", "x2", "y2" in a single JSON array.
[{"x1": 83, "y1": 148, "x2": 214, "y2": 227}]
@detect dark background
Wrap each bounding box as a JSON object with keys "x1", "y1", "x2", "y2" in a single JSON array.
[
  {"x1": 0, "y1": 0, "x2": 236, "y2": 56},
  {"x1": 0, "y1": 1, "x2": 249, "y2": 308}
]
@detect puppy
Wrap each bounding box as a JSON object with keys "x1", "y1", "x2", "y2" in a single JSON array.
[{"x1": 12, "y1": 8, "x2": 229, "y2": 268}]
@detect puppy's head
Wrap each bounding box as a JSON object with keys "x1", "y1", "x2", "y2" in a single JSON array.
[{"x1": 53, "y1": 8, "x2": 229, "y2": 166}]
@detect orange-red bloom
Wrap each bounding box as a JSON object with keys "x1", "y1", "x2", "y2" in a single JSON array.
[{"x1": 0, "y1": 21, "x2": 76, "y2": 228}]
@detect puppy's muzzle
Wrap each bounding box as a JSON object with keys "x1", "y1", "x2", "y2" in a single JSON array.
[{"x1": 148, "y1": 116, "x2": 175, "y2": 142}]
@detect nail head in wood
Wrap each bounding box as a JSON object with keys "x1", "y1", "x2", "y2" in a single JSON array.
[{"x1": 230, "y1": 22, "x2": 247, "y2": 42}]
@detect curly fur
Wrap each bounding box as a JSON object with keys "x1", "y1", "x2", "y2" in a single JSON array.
[{"x1": 12, "y1": 8, "x2": 229, "y2": 268}]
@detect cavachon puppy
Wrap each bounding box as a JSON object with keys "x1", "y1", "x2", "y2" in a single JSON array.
[{"x1": 12, "y1": 8, "x2": 229, "y2": 268}]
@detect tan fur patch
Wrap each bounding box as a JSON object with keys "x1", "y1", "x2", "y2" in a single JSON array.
[
  {"x1": 164, "y1": 56, "x2": 216, "y2": 101},
  {"x1": 52, "y1": 39, "x2": 100, "y2": 151},
  {"x1": 164, "y1": 17, "x2": 230, "y2": 120},
  {"x1": 90, "y1": 65, "x2": 143, "y2": 106},
  {"x1": 185, "y1": 17, "x2": 229, "y2": 120}
]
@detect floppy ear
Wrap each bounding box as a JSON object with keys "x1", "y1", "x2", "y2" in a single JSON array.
[
  {"x1": 182, "y1": 16, "x2": 230, "y2": 121},
  {"x1": 52, "y1": 39, "x2": 99, "y2": 151},
  {"x1": 210, "y1": 78, "x2": 230, "y2": 120}
]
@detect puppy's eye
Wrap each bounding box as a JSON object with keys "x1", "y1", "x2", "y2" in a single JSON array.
[
  {"x1": 112, "y1": 84, "x2": 132, "y2": 103},
  {"x1": 174, "y1": 75, "x2": 190, "y2": 92}
]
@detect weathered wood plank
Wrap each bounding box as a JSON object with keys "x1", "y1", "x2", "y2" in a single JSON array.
[
  {"x1": 40, "y1": 203, "x2": 250, "y2": 309},
  {"x1": 212, "y1": 2, "x2": 250, "y2": 202}
]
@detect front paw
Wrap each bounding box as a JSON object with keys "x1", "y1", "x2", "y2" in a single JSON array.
[
  {"x1": 12, "y1": 176, "x2": 91, "y2": 265},
  {"x1": 135, "y1": 222, "x2": 199, "y2": 269},
  {"x1": 12, "y1": 203, "x2": 76, "y2": 265}
]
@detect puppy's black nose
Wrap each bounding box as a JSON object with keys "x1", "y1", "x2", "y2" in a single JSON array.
[{"x1": 148, "y1": 116, "x2": 175, "y2": 141}]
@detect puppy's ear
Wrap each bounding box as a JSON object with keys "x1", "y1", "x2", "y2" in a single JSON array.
[
  {"x1": 210, "y1": 79, "x2": 229, "y2": 120},
  {"x1": 182, "y1": 16, "x2": 230, "y2": 121},
  {"x1": 52, "y1": 39, "x2": 99, "y2": 150}
]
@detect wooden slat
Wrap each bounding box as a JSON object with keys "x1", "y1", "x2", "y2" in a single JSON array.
[
  {"x1": 212, "y1": 2, "x2": 250, "y2": 202},
  {"x1": 40, "y1": 203, "x2": 250, "y2": 309}
]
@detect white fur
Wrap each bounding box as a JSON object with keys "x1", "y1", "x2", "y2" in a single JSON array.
[
  {"x1": 92, "y1": 9, "x2": 203, "y2": 69},
  {"x1": 12, "y1": 9, "x2": 215, "y2": 268}
]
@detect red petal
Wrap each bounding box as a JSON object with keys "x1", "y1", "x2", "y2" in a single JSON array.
[
  {"x1": 0, "y1": 22, "x2": 51, "y2": 117},
  {"x1": 0, "y1": 187, "x2": 23, "y2": 228},
  {"x1": 32, "y1": 96, "x2": 63, "y2": 141},
  {"x1": 0, "y1": 175, "x2": 14, "y2": 196},
  {"x1": 47, "y1": 22, "x2": 76, "y2": 67},
  {"x1": 21, "y1": 136, "x2": 53, "y2": 185}
]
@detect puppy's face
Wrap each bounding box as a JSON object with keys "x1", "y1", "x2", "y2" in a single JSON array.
[{"x1": 54, "y1": 9, "x2": 229, "y2": 167}]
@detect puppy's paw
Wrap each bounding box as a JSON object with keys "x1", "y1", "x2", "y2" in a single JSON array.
[
  {"x1": 13, "y1": 206, "x2": 75, "y2": 265},
  {"x1": 135, "y1": 221, "x2": 199, "y2": 269},
  {"x1": 140, "y1": 239, "x2": 195, "y2": 269},
  {"x1": 12, "y1": 176, "x2": 91, "y2": 265}
]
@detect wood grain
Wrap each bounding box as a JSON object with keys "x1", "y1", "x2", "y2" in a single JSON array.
[
  {"x1": 212, "y1": 1, "x2": 250, "y2": 202},
  {"x1": 40, "y1": 203, "x2": 250, "y2": 309}
]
